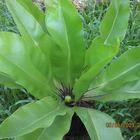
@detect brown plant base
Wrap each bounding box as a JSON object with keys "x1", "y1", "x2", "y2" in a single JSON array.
[{"x1": 64, "y1": 113, "x2": 91, "y2": 140}]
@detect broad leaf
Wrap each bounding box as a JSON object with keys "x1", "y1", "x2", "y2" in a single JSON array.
[
  {"x1": 76, "y1": 107, "x2": 123, "y2": 140},
  {"x1": 42, "y1": 110, "x2": 73, "y2": 140},
  {"x1": 85, "y1": 46, "x2": 140, "y2": 101},
  {"x1": 85, "y1": 79, "x2": 140, "y2": 102},
  {"x1": 73, "y1": 0, "x2": 130, "y2": 101},
  {"x1": 6, "y1": 0, "x2": 44, "y2": 46},
  {"x1": 45, "y1": 0, "x2": 85, "y2": 86},
  {"x1": 74, "y1": 42, "x2": 119, "y2": 101},
  {"x1": 16, "y1": 110, "x2": 73, "y2": 140},
  {"x1": 93, "y1": 0, "x2": 130, "y2": 45},
  {"x1": 6, "y1": 0, "x2": 53, "y2": 80},
  {"x1": 0, "y1": 32, "x2": 53, "y2": 99},
  {"x1": 15, "y1": 129, "x2": 44, "y2": 140},
  {"x1": 17, "y1": 0, "x2": 45, "y2": 31},
  {"x1": 0, "y1": 97, "x2": 66, "y2": 138}
]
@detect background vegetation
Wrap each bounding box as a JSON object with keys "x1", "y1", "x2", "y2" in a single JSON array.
[{"x1": 0, "y1": 0, "x2": 140, "y2": 139}]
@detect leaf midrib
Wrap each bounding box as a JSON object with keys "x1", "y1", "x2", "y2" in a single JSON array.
[
  {"x1": 10, "y1": 104, "x2": 63, "y2": 136},
  {"x1": 88, "y1": 109, "x2": 100, "y2": 140},
  {"x1": 99, "y1": 62, "x2": 140, "y2": 88},
  {"x1": 59, "y1": 3, "x2": 71, "y2": 85},
  {"x1": 104, "y1": 1, "x2": 121, "y2": 44},
  {"x1": 95, "y1": 90, "x2": 140, "y2": 99},
  {"x1": 7, "y1": 0, "x2": 44, "y2": 47},
  {"x1": 0, "y1": 53, "x2": 51, "y2": 93}
]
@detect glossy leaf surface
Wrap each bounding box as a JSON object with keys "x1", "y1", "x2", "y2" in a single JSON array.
[
  {"x1": 0, "y1": 97, "x2": 66, "y2": 138},
  {"x1": 45, "y1": 0, "x2": 85, "y2": 86},
  {"x1": 74, "y1": 42, "x2": 119, "y2": 101},
  {"x1": 6, "y1": 0, "x2": 44, "y2": 46},
  {"x1": 73, "y1": 0, "x2": 130, "y2": 101},
  {"x1": 6, "y1": 0, "x2": 54, "y2": 81},
  {"x1": 17, "y1": 0, "x2": 45, "y2": 30},
  {"x1": 15, "y1": 110, "x2": 73, "y2": 140},
  {"x1": 86, "y1": 46, "x2": 140, "y2": 101},
  {"x1": 90, "y1": 80, "x2": 140, "y2": 102},
  {"x1": 93, "y1": 0, "x2": 130, "y2": 45},
  {"x1": 0, "y1": 32, "x2": 53, "y2": 99},
  {"x1": 76, "y1": 107, "x2": 123, "y2": 140},
  {"x1": 42, "y1": 110, "x2": 73, "y2": 140},
  {"x1": 0, "y1": 0, "x2": 136, "y2": 139}
]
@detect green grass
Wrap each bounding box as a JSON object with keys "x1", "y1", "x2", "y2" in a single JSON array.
[
  {"x1": 0, "y1": 0, "x2": 140, "y2": 140},
  {"x1": 0, "y1": 0, "x2": 18, "y2": 33},
  {"x1": 80, "y1": 0, "x2": 109, "y2": 48}
]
